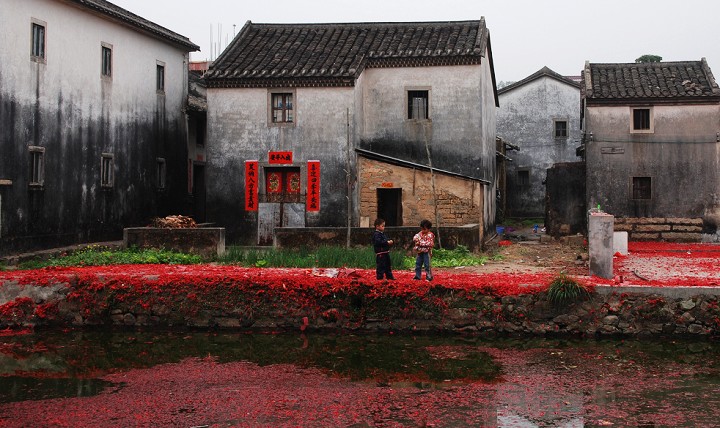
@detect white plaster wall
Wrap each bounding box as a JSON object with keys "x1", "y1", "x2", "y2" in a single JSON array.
[
  {"x1": 207, "y1": 85, "x2": 357, "y2": 232},
  {"x1": 360, "y1": 65, "x2": 484, "y2": 146},
  {"x1": 1, "y1": 0, "x2": 188, "y2": 118},
  {"x1": 586, "y1": 104, "x2": 720, "y2": 143}
]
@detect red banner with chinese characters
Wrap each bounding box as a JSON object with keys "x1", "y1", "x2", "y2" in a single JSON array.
[
  {"x1": 306, "y1": 160, "x2": 320, "y2": 212},
  {"x1": 245, "y1": 160, "x2": 259, "y2": 211},
  {"x1": 268, "y1": 151, "x2": 293, "y2": 164}
]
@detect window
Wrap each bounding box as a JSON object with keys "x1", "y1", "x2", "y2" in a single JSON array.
[
  {"x1": 271, "y1": 93, "x2": 294, "y2": 124},
  {"x1": 156, "y1": 158, "x2": 166, "y2": 189},
  {"x1": 632, "y1": 108, "x2": 652, "y2": 132},
  {"x1": 156, "y1": 63, "x2": 165, "y2": 92},
  {"x1": 554, "y1": 120, "x2": 568, "y2": 138},
  {"x1": 101, "y1": 44, "x2": 112, "y2": 77},
  {"x1": 101, "y1": 154, "x2": 114, "y2": 188},
  {"x1": 407, "y1": 90, "x2": 429, "y2": 120},
  {"x1": 31, "y1": 21, "x2": 46, "y2": 62},
  {"x1": 632, "y1": 176, "x2": 651, "y2": 200},
  {"x1": 29, "y1": 146, "x2": 45, "y2": 187},
  {"x1": 517, "y1": 170, "x2": 530, "y2": 187}
]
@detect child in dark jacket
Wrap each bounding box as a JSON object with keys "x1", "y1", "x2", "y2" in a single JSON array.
[{"x1": 372, "y1": 218, "x2": 395, "y2": 280}]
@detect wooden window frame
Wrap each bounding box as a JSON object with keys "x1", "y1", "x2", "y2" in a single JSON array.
[
  {"x1": 631, "y1": 107, "x2": 653, "y2": 133},
  {"x1": 406, "y1": 88, "x2": 430, "y2": 120},
  {"x1": 29, "y1": 146, "x2": 45, "y2": 188},
  {"x1": 31, "y1": 19, "x2": 46, "y2": 63},
  {"x1": 101, "y1": 153, "x2": 114, "y2": 188},
  {"x1": 268, "y1": 89, "x2": 296, "y2": 126},
  {"x1": 156, "y1": 61, "x2": 165, "y2": 93},
  {"x1": 101, "y1": 43, "x2": 112, "y2": 78},
  {"x1": 631, "y1": 176, "x2": 652, "y2": 200},
  {"x1": 156, "y1": 158, "x2": 166, "y2": 190},
  {"x1": 554, "y1": 119, "x2": 568, "y2": 138}
]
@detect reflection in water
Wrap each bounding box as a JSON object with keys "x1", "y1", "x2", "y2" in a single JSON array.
[{"x1": 1, "y1": 330, "x2": 720, "y2": 426}]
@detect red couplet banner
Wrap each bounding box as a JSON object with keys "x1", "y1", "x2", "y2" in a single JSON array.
[
  {"x1": 306, "y1": 161, "x2": 320, "y2": 212},
  {"x1": 245, "y1": 160, "x2": 259, "y2": 211}
]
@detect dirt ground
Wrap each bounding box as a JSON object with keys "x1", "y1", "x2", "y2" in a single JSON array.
[{"x1": 442, "y1": 227, "x2": 590, "y2": 277}]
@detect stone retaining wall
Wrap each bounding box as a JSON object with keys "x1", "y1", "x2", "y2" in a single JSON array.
[
  {"x1": 614, "y1": 217, "x2": 703, "y2": 242},
  {"x1": 3, "y1": 279, "x2": 720, "y2": 337},
  {"x1": 123, "y1": 227, "x2": 225, "y2": 260}
]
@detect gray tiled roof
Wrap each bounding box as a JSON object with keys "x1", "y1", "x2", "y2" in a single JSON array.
[
  {"x1": 583, "y1": 59, "x2": 720, "y2": 101},
  {"x1": 67, "y1": 0, "x2": 199, "y2": 51},
  {"x1": 206, "y1": 19, "x2": 491, "y2": 87},
  {"x1": 498, "y1": 66, "x2": 580, "y2": 95}
]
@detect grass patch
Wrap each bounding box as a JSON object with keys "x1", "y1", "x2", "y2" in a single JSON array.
[
  {"x1": 17, "y1": 246, "x2": 202, "y2": 269},
  {"x1": 547, "y1": 274, "x2": 590, "y2": 306},
  {"x1": 221, "y1": 245, "x2": 487, "y2": 269}
]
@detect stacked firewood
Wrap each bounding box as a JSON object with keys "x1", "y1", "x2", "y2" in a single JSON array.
[{"x1": 150, "y1": 215, "x2": 197, "y2": 229}]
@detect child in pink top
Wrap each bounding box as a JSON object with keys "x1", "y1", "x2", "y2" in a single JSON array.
[{"x1": 413, "y1": 219, "x2": 434, "y2": 281}]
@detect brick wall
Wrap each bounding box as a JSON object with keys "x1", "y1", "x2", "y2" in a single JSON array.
[{"x1": 358, "y1": 157, "x2": 483, "y2": 228}]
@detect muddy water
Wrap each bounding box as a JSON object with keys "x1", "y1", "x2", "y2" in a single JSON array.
[{"x1": 1, "y1": 330, "x2": 720, "y2": 426}]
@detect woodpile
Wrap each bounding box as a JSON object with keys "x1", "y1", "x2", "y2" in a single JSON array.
[{"x1": 150, "y1": 215, "x2": 197, "y2": 229}]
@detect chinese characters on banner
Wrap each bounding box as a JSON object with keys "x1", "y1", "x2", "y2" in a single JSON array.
[
  {"x1": 245, "y1": 160, "x2": 259, "y2": 211},
  {"x1": 306, "y1": 160, "x2": 320, "y2": 212},
  {"x1": 268, "y1": 151, "x2": 293, "y2": 164}
]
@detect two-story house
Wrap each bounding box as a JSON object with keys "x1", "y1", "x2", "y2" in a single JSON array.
[
  {"x1": 581, "y1": 59, "x2": 720, "y2": 240},
  {"x1": 204, "y1": 19, "x2": 499, "y2": 245},
  {"x1": 0, "y1": 0, "x2": 199, "y2": 255},
  {"x1": 497, "y1": 66, "x2": 581, "y2": 219}
]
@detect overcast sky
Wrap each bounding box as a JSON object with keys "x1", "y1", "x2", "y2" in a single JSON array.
[{"x1": 111, "y1": 0, "x2": 720, "y2": 83}]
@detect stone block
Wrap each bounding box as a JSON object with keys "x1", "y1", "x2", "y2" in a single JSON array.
[
  {"x1": 662, "y1": 232, "x2": 701, "y2": 242},
  {"x1": 613, "y1": 231, "x2": 628, "y2": 255},
  {"x1": 636, "y1": 224, "x2": 671, "y2": 232}
]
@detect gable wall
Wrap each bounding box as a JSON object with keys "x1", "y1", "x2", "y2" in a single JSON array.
[{"x1": 497, "y1": 77, "x2": 581, "y2": 217}]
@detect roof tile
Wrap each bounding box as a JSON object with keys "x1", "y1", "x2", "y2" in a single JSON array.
[
  {"x1": 206, "y1": 20, "x2": 489, "y2": 87},
  {"x1": 584, "y1": 59, "x2": 720, "y2": 100}
]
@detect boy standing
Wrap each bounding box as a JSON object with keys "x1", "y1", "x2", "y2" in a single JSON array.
[
  {"x1": 372, "y1": 218, "x2": 395, "y2": 280},
  {"x1": 413, "y1": 219, "x2": 434, "y2": 281}
]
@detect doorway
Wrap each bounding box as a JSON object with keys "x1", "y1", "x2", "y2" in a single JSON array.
[
  {"x1": 377, "y1": 188, "x2": 402, "y2": 226},
  {"x1": 192, "y1": 164, "x2": 206, "y2": 223}
]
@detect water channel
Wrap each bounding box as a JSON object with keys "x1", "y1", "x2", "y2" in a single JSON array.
[{"x1": 1, "y1": 329, "x2": 719, "y2": 426}]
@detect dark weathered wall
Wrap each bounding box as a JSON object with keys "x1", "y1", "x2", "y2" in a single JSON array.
[
  {"x1": 585, "y1": 104, "x2": 720, "y2": 226},
  {"x1": 0, "y1": 1, "x2": 191, "y2": 255},
  {"x1": 545, "y1": 162, "x2": 586, "y2": 237}
]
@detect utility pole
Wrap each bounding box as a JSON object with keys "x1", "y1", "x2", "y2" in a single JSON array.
[{"x1": 423, "y1": 122, "x2": 441, "y2": 248}]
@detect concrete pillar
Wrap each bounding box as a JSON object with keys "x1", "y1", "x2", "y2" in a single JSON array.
[{"x1": 589, "y1": 212, "x2": 614, "y2": 278}]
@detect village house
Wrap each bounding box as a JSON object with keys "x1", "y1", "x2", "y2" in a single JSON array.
[
  {"x1": 204, "y1": 19, "x2": 499, "y2": 246},
  {"x1": 497, "y1": 66, "x2": 581, "y2": 219},
  {"x1": 0, "y1": 0, "x2": 199, "y2": 255},
  {"x1": 580, "y1": 59, "x2": 720, "y2": 241}
]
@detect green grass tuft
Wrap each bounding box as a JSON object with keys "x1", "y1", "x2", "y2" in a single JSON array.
[
  {"x1": 17, "y1": 246, "x2": 202, "y2": 269},
  {"x1": 547, "y1": 274, "x2": 590, "y2": 306}
]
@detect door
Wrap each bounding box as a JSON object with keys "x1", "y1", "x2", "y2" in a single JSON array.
[
  {"x1": 377, "y1": 188, "x2": 402, "y2": 226},
  {"x1": 258, "y1": 167, "x2": 305, "y2": 245}
]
